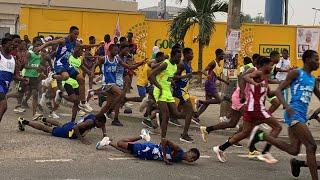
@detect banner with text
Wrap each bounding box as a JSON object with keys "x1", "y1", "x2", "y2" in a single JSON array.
[{"x1": 296, "y1": 28, "x2": 320, "y2": 59}]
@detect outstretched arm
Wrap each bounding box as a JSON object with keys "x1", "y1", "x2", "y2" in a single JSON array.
[
  {"x1": 73, "y1": 121, "x2": 92, "y2": 145},
  {"x1": 34, "y1": 38, "x2": 65, "y2": 53}
]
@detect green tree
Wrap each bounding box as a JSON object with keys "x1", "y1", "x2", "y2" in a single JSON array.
[{"x1": 169, "y1": 0, "x2": 228, "y2": 82}]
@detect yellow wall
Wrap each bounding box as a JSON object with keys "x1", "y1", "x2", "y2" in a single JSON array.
[{"x1": 20, "y1": 6, "x2": 320, "y2": 75}]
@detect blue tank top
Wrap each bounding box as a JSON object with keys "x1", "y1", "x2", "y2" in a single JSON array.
[
  {"x1": 174, "y1": 61, "x2": 192, "y2": 90},
  {"x1": 102, "y1": 55, "x2": 118, "y2": 85},
  {"x1": 288, "y1": 68, "x2": 315, "y2": 121},
  {"x1": 54, "y1": 37, "x2": 76, "y2": 66},
  {"x1": 116, "y1": 55, "x2": 127, "y2": 88}
]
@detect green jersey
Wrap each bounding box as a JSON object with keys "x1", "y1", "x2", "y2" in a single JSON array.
[
  {"x1": 69, "y1": 55, "x2": 82, "y2": 70},
  {"x1": 155, "y1": 59, "x2": 177, "y2": 90},
  {"x1": 23, "y1": 50, "x2": 41, "y2": 77}
]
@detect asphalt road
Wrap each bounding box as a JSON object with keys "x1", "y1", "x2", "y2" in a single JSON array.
[{"x1": 0, "y1": 98, "x2": 316, "y2": 180}]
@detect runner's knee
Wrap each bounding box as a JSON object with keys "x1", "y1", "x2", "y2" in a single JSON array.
[{"x1": 306, "y1": 143, "x2": 317, "y2": 153}]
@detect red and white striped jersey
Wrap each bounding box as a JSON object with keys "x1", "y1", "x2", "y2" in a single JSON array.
[{"x1": 244, "y1": 78, "x2": 268, "y2": 112}]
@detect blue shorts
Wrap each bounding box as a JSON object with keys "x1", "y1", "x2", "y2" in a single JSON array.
[
  {"x1": 137, "y1": 85, "x2": 147, "y2": 97},
  {"x1": 54, "y1": 64, "x2": 78, "y2": 79},
  {"x1": 0, "y1": 83, "x2": 8, "y2": 94},
  {"x1": 284, "y1": 110, "x2": 308, "y2": 126},
  {"x1": 52, "y1": 122, "x2": 77, "y2": 139}
]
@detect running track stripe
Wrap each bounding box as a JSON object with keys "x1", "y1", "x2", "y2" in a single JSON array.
[{"x1": 35, "y1": 159, "x2": 73, "y2": 163}]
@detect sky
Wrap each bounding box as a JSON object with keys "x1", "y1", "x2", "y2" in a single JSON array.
[{"x1": 136, "y1": 0, "x2": 320, "y2": 25}]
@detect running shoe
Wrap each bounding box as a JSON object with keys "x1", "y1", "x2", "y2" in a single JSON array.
[
  {"x1": 169, "y1": 118, "x2": 182, "y2": 127},
  {"x1": 78, "y1": 102, "x2": 93, "y2": 112},
  {"x1": 258, "y1": 153, "x2": 278, "y2": 164},
  {"x1": 13, "y1": 107, "x2": 26, "y2": 113},
  {"x1": 78, "y1": 110, "x2": 86, "y2": 117},
  {"x1": 86, "y1": 89, "x2": 95, "y2": 102},
  {"x1": 200, "y1": 126, "x2": 209, "y2": 143},
  {"x1": 96, "y1": 137, "x2": 111, "y2": 150},
  {"x1": 139, "y1": 95, "x2": 149, "y2": 112},
  {"x1": 142, "y1": 118, "x2": 153, "y2": 128},
  {"x1": 180, "y1": 134, "x2": 194, "y2": 143},
  {"x1": 18, "y1": 117, "x2": 25, "y2": 131},
  {"x1": 111, "y1": 119, "x2": 123, "y2": 126},
  {"x1": 213, "y1": 146, "x2": 226, "y2": 163},
  {"x1": 191, "y1": 116, "x2": 200, "y2": 125},
  {"x1": 49, "y1": 111, "x2": 60, "y2": 119},
  {"x1": 248, "y1": 150, "x2": 261, "y2": 159},
  {"x1": 32, "y1": 112, "x2": 43, "y2": 121},
  {"x1": 290, "y1": 158, "x2": 301, "y2": 177},
  {"x1": 140, "y1": 129, "x2": 151, "y2": 141},
  {"x1": 55, "y1": 90, "x2": 62, "y2": 104},
  {"x1": 308, "y1": 112, "x2": 319, "y2": 121},
  {"x1": 232, "y1": 142, "x2": 243, "y2": 148}
]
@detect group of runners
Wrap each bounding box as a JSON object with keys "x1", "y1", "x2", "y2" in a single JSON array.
[{"x1": 1, "y1": 26, "x2": 320, "y2": 179}]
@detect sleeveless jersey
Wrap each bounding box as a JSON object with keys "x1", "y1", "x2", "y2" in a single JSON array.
[
  {"x1": 54, "y1": 37, "x2": 76, "y2": 67},
  {"x1": 156, "y1": 59, "x2": 177, "y2": 90},
  {"x1": 102, "y1": 55, "x2": 118, "y2": 85},
  {"x1": 0, "y1": 52, "x2": 15, "y2": 93},
  {"x1": 174, "y1": 61, "x2": 192, "y2": 92},
  {"x1": 286, "y1": 69, "x2": 315, "y2": 122},
  {"x1": 23, "y1": 50, "x2": 41, "y2": 77},
  {"x1": 245, "y1": 77, "x2": 268, "y2": 112}
]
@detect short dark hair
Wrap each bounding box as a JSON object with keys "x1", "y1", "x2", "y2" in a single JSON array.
[
  {"x1": 282, "y1": 49, "x2": 289, "y2": 53},
  {"x1": 96, "y1": 115, "x2": 107, "y2": 124},
  {"x1": 119, "y1": 36, "x2": 127, "y2": 42},
  {"x1": 171, "y1": 47, "x2": 181, "y2": 57},
  {"x1": 190, "y1": 148, "x2": 200, "y2": 160},
  {"x1": 243, "y1": 56, "x2": 252, "y2": 65},
  {"x1": 270, "y1": 51, "x2": 280, "y2": 59},
  {"x1": 257, "y1": 56, "x2": 272, "y2": 67},
  {"x1": 252, "y1": 53, "x2": 260, "y2": 61},
  {"x1": 127, "y1": 32, "x2": 133, "y2": 36},
  {"x1": 183, "y1": 48, "x2": 192, "y2": 56},
  {"x1": 156, "y1": 52, "x2": 164, "y2": 58},
  {"x1": 11, "y1": 34, "x2": 20, "y2": 40},
  {"x1": 32, "y1": 36, "x2": 42, "y2": 44},
  {"x1": 215, "y1": 48, "x2": 224, "y2": 56},
  {"x1": 302, "y1": 50, "x2": 318, "y2": 63},
  {"x1": 69, "y1": 26, "x2": 79, "y2": 33},
  {"x1": 89, "y1": 36, "x2": 95, "y2": 41},
  {"x1": 1, "y1": 37, "x2": 12, "y2": 45},
  {"x1": 104, "y1": 34, "x2": 110, "y2": 42}
]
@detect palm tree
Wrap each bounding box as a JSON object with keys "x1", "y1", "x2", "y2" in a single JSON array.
[{"x1": 169, "y1": 0, "x2": 228, "y2": 82}]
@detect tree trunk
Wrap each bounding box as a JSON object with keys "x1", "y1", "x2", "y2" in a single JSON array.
[
  {"x1": 220, "y1": 0, "x2": 241, "y2": 118},
  {"x1": 197, "y1": 42, "x2": 204, "y2": 84}
]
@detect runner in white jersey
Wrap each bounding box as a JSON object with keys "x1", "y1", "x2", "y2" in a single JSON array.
[{"x1": 0, "y1": 38, "x2": 27, "y2": 122}]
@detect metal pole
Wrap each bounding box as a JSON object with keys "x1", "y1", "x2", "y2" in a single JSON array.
[
  {"x1": 284, "y1": 0, "x2": 288, "y2": 25},
  {"x1": 163, "y1": 0, "x2": 167, "y2": 19}
]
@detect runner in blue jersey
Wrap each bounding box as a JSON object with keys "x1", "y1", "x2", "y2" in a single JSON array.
[
  {"x1": 173, "y1": 48, "x2": 201, "y2": 143},
  {"x1": 106, "y1": 129, "x2": 200, "y2": 165},
  {"x1": 0, "y1": 37, "x2": 28, "y2": 123},
  {"x1": 18, "y1": 113, "x2": 107, "y2": 145},
  {"x1": 90, "y1": 44, "x2": 144, "y2": 126},
  {"x1": 253, "y1": 50, "x2": 320, "y2": 180}
]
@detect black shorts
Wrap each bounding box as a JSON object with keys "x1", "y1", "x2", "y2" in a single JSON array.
[
  {"x1": 28, "y1": 77, "x2": 41, "y2": 90},
  {"x1": 64, "y1": 84, "x2": 79, "y2": 96}
]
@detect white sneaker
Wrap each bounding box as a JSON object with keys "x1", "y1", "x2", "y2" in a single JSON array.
[
  {"x1": 139, "y1": 95, "x2": 149, "y2": 112},
  {"x1": 258, "y1": 153, "x2": 278, "y2": 164},
  {"x1": 78, "y1": 102, "x2": 93, "y2": 112},
  {"x1": 55, "y1": 90, "x2": 62, "y2": 104},
  {"x1": 86, "y1": 89, "x2": 95, "y2": 102},
  {"x1": 140, "y1": 129, "x2": 151, "y2": 141},
  {"x1": 213, "y1": 146, "x2": 226, "y2": 163},
  {"x1": 78, "y1": 110, "x2": 86, "y2": 116},
  {"x1": 49, "y1": 111, "x2": 60, "y2": 119},
  {"x1": 39, "y1": 93, "x2": 47, "y2": 107},
  {"x1": 13, "y1": 107, "x2": 26, "y2": 113},
  {"x1": 32, "y1": 112, "x2": 43, "y2": 121},
  {"x1": 96, "y1": 137, "x2": 110, "y2": 150}
]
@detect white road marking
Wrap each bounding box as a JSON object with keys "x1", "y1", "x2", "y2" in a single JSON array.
[
  {"x1": 200, "y1": 155, "x2": 211, "y2": 158},
  {"x1": 298, "y1": 153, "x2": 320, "y2": 156},
  {"x1": 35, "y1": 159, "x2": 73, "y2": 163},
  {"x1": 108, "y1": 157, "x2": 136, "y2": 160}
]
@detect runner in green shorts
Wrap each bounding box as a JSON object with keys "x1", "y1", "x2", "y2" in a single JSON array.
[{"x1": 149, "y1": 46, "x2": 185, "y2": 150}]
